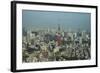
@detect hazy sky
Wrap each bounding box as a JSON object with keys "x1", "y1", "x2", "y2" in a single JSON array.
[{"x1": 22, "y1": 10, "x2": 91, "y2": 32}]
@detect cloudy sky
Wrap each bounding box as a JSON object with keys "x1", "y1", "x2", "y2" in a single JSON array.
[{"x1": 22, "y1": 10, "x2": 91, "y2": 32}]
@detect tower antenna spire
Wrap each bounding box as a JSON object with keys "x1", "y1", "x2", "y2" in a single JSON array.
[{"x1": 58, "y1": 24, "x2": 60, "y2": 31}]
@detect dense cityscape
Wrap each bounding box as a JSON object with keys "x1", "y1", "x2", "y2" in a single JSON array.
[{"x1": 22, "y1": 25, "x2": 91, "y2": 63}]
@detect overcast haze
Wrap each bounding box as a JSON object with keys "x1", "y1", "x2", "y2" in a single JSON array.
[{"x1": 22, "y1": 10, "x2": 91, "y2": 32}]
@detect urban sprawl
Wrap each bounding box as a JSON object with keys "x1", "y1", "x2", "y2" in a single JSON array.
[{"x1": 22, "y1": 25, "x2": 91, "y2": 63}]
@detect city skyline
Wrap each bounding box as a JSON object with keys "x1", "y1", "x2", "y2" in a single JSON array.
[{"x1": 22, "y1": 10, "x2": 91, "y2": 62}]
